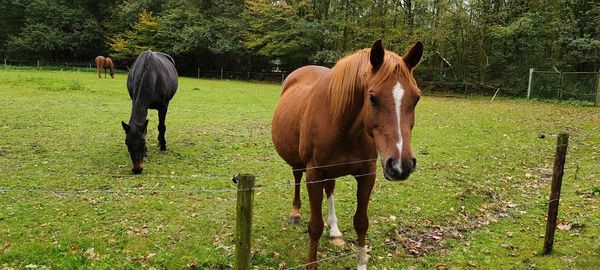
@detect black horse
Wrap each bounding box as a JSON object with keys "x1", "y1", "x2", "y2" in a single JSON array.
[{"x1": 121, "y1": 51, "x2": 178, "y2": 174}]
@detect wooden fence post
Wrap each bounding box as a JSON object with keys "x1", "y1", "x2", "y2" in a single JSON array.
[
  {"x1": 543, "y1": 132, "x2": 569, "y2": 255},
  {"x1": 234, "y1": 174, "x2": 255, "y2": 270},
  {"x1": 595, "y1": 70, "x2": 600, "y2": 106},
  {"x1": 220, "y1": 68, "x2": 223, "y2": 80},
  {"x1": 527, "y1": 68, "x2": 534, "y2": 99},
  {"x1": 197, "y1": 67, "x2": 200, "y2": 78}
]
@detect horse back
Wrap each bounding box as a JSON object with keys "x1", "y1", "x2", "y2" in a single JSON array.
[{"x1": 127, "y1": 51, "x2": 178, "y2": 106}]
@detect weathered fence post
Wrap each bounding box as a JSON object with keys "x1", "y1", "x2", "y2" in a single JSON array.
[
  {"x1": 197, "y1": 67, "x2": 200, "y2": 78},
  {"x1": 234, "y1": 174, "x2": 255, "y2": 270},
  {"x1": 527, "y1": 68, "x2": 534, "y2": 99},
  {"x1": 220, "y1": 68, "x2": 223, "y2": 80},
  {"x1": 37, "y1": 60, "x2": 40, "y2": 68},
  {"x1": 3, "y1": 58, "x2": 6, "y2": 66},
  {"x1": 491, "y1": 88, "x2": 500, "y2": 101},
  {"x1": 595, "y1": 70, "x2": 600, "y2": 106},
  {"x1": 558, "y1": 72, "x2": 564, "y2": 100},
  {"x1": 543, "y1": 132, "x2": 569, "y2": 255}
]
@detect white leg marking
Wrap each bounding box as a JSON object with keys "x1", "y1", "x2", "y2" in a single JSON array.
[
  {"x1": 327, "y1": 195, "x2": 342, "y2": 238},
  {"x1": 357, "y1": 245, "x2": 369, "y2": 270},
  {"x1": 392, "y1": 82, "x2": 405, "y2": 172}
]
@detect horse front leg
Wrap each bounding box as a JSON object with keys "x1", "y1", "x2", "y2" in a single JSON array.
[
  {"x1": 354, "y1": 172, "x2": 375, "y2": 270},
  {"x1": 158, "y1": 107, "x2": 168, "y2": 151},
  {"x1": 306, "y1": 169, "x2": 325, "y2": 270},
  {"x1": 289, "y1": 169, "x2": 303, "y2": 224},
  {"x1": 324, "y1": 180, "x2": 344, "y2": 247}
]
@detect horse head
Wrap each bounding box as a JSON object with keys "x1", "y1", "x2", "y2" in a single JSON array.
[
  {"x1": 362, "y1": 40, "x2": 423, "y2": 181},
  {"x1": 107, "y1": 57, "x2": 115, "y2": 79},
  {"x1": 121, "y1": 120, "x2": 148, "y2": 174}
]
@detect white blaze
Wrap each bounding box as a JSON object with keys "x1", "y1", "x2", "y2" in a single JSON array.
[{"x1": 392, "y1": 82, "x2": 405, "y2": 172}]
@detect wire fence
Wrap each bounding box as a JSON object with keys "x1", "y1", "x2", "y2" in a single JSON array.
[
  {"x1": 1, "y1": 58, "x2": 288, "y2": 83},
  {"x1": 529, "y1": 70, "x2": 600, "y2": 105},
  {"x1": 2, "y1": 125, "x2": 598, "y2": 267},
  {"x1": 3, "y1": 58, "x2": 535, "y2": 97}
]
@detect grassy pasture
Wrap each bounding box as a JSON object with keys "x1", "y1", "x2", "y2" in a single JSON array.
[{"x1": 0, "y1": 67, "x2": 598, "y2": 269}]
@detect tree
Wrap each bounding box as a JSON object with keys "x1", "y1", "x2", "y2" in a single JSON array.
[
  {"x1": 5, "y1": 0, "x2": 104, "y2": 60},
  {"x1": 110, "y1": 10, "x2": 159, "y2": 63}
]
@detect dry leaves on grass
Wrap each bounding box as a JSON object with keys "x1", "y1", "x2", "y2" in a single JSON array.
[
  {"x1": 133, "y1": 252, "x2": 157, "y2": 264},
  {"x1": 388, "y1": 197, "x2": 516, "y2": 256},
  {"x1": 83, "y1": 248, "x2": 101, "y2": 260},
  {"x1": 0, "y1": 241, "x2": 11, "y2": 253},
  {"x1": 556, "y1": 220, "x2": 585, "y2": 231}
]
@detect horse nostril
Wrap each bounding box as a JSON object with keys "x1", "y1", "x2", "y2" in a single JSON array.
[
  {"x1": 385, "y1": 158, "x2": 395, "y2": 172},
  {"x1": 132, "y1": 167, "x2": 143, "y2": 174}
]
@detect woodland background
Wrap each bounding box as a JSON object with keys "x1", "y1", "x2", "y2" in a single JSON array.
[{"x1": 1, "y1": 0, "x2": 599, "y2": 91}]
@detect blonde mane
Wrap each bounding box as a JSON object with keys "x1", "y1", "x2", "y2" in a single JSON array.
[{"x1": 327, "y1": 48, "x2": 410, "y2": 122}]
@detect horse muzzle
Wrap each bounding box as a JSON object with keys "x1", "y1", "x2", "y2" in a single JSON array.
[
  {"x1": 132, "y1": 162, "x2": 144, "y2": 174},
  {"x1": 383, "y1": 157, "x2": 416, "y2": 181},
  {"x1": 132, "y1": 167, "x2": 143, "y2": 174}
]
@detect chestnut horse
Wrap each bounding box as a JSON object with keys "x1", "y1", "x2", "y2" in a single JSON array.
[
  {"x1": 271, "y1": 40, "x2": 423, "y2": 269},
  {"x1": 95, "y1": 56, "x2": 115, "y2": 79}
]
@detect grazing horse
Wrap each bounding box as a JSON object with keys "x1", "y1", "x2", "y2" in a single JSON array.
[
  {"x1": 271, "y1": 40, "x2": 423, "y2": 269},
  {"x1": 95, "y1": 56, "x2": 115, "y2": 79},
  {"x1": 121, "y1": 51, "x2": 178, "y2": 174}
]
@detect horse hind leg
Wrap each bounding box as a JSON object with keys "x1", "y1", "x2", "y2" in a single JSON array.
[
  {"x1": 158, "y1": 107, "x2": 168, "y2": 152},
  {"x1": 325, "y1": 180, "x2": 344, "y2": 247},
  {"x1": 288, "y1": 169, "x2": 303, "y2": 224}
]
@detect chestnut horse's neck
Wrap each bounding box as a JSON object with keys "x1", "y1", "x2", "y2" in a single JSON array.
[{"x1": 325, "y1": 50, "x2": 372, "y2": 139}]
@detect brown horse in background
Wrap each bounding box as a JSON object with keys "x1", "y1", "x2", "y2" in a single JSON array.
[
  {"x1": 95, "y1": 56, "x2": 115, "y2": 79},
  {"x1": 271, "y1": 40, "x2": 423, "y2": 269}
]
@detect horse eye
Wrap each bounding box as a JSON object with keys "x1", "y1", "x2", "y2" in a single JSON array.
[{"x1": 369, "y1": 95, "x2": 378, "y2": 106}]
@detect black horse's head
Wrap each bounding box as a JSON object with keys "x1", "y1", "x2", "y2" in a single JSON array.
[{"x1": 121, "y1": 120, "x2": 148, "y2": 174}]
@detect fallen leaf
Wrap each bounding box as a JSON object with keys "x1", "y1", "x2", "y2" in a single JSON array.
[
  {"x1": 83, "y1": 248, "x2": 100, "y2": 260},
  {"x1": 557, "y1": 222, "x2": 572, "y2": 231}
]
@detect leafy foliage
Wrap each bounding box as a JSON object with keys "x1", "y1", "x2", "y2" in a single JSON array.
[{"x1": 0, "y1": 0, "x2": 599, "y2": 84}]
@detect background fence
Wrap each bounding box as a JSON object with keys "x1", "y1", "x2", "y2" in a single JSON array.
[
  {"x1": 4, "y1": 59, "x2": 600, "y2": 103},
  {"x1": 2, "y1": 58, "x2": 287, "y2": 83},
  {"x1": 528, "y1": 68, "x2": 600, "y2": 105}
]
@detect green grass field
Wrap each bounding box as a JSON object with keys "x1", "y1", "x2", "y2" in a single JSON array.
[{"x1": 0, "y1": 67, "x2": 598, "y2": 269}]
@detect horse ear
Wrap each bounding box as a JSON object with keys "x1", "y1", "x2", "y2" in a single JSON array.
[
  {"x1": 403, "y1": 41, "x2": 424, "y2": 70},
  {"x1": 121, "y1": 121, "x2": 130, "y2": 133},
  {"x1": 370, "y1": 39, "x2": 385, "y2": 71}
]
